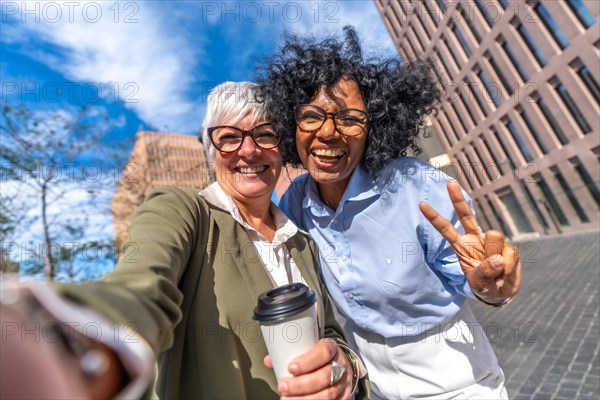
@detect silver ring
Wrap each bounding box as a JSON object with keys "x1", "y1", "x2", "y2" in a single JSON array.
[{"x1": 329, "y1": 360, "x2": 345, "y2": 386}]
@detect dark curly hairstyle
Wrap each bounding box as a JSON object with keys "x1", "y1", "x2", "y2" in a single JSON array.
[{"x1": 256, "y1": 26, "x2": 441, "y2": 176}]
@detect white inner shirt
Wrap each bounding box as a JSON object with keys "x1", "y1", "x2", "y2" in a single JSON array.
[{"x1": 199, "y1": 182, "x2": 305, "y2": 287}]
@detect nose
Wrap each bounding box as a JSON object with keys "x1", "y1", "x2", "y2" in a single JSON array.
[
  {"x1": 236, "y1": 134, "x2": 260, "y2": 158},
  {"x1": 315, "y1": 115, "x2": 339, "y2": 141}
]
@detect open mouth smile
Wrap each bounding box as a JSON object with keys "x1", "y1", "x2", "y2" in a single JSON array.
[
  {"x1": 236, "y1": 165, "x2": 268, "y2": 174},
  {"x1": 311, "y1": 148, "x2": 345, "y2": 164}
]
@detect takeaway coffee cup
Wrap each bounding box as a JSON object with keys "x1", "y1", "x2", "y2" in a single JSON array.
[{"x1": 253, "y1": 283, "x2": 319, "y2": 381}]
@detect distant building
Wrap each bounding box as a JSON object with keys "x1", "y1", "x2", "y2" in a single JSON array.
[
  {"x1": 375, "y1": 0, "x2": 599, "y2": 239},
  {"x1": 112, "y1": 131, "x2": 305, "y2": 249},
  {"x1": 276, "y1": 165, "x2": 307, "y2": 199},
  {"x1": 111, "y1": 131, "x2": 212, "y2": 248}
]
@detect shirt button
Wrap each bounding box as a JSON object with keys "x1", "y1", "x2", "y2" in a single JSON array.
[
  {"x1": 361, "y1": 324, "x2": 368, "y2": 330},
  {"x1": 341, "y1": 255, "x2": 348, "y2": 262},
  {"x1": 348, "y1": 293, "x2": 354, "y2": 300}
]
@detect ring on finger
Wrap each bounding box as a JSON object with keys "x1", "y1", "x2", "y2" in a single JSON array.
[{"x1": 329, "y1": 360, "x2": 345, "y2": 386}]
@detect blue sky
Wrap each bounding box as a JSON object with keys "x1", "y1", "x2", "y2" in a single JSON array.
[
  {"x1": 1, "y1": 1, "x2": 397, "y2": 278},
  {"x1": 1, "y1": 0, "x2": 396, "y2": 138}
]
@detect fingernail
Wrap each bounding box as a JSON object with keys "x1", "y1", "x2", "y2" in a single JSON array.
[{"x1": 289, "y1": 363, "x2": 299, "y2": 373}]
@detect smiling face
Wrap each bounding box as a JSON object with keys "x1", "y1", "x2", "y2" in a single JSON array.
[
  {"x1": 212, "y1": 114, "x2": 282, "y2": 206},
  {"x1": 296, "y1": 78, "x2": 368, "y2": 205}
]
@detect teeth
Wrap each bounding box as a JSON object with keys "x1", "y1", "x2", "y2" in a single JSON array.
[
  {"x1": 239, "y1": 166, "x2": 267, "y2": 174},
  {"x1": 312, "y1": 148, "x2": 345, "y2": 157}
]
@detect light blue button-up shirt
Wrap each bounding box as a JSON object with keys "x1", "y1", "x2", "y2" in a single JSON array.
[{"x1": 280, "y1": 157, "x2": 476, "y2": 338}]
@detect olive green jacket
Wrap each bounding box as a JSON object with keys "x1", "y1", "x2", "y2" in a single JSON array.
[{"x1": 60, "y1": 186, "x2": 366, "y2": 399}]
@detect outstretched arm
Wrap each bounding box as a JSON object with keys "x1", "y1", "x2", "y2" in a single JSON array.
[{"x1": 419, "y1": 181, "x2": 521, "y2": 305}]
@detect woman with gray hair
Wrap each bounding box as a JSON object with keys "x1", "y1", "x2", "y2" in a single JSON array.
[{"x1": 1, "y1": 81, "x2": 366, "y2": 399}]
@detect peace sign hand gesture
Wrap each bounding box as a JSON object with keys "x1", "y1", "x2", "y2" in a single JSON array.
[{"x1": 419, "y1": 181, "x2": 521, "y2": 304}]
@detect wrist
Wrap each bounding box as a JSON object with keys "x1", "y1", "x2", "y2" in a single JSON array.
[
  {"x1": 337, "y1": 345, "x2": 359, "y2": 397},
  {"x1": 473, "y1": 292, "x2": 514, "y2": 307}
]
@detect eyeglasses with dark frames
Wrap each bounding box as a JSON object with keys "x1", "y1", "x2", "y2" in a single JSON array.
[
  {"x1": 207, "y1": 122, "x2": 280, "y2": 153},
  {"x1": 295, "y1": 104, "x2": 369, "y2": 137}
]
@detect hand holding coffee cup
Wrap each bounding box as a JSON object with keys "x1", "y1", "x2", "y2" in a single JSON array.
[
  {"x1": 254, "y1": 283, "x2": 319, "y2": 381},
  {"x1": 263, "y1": 339, "x2": 354, "y2": 399},
  {"x1": 255, "y1": 284, "x2": 353, "y2": 399}
]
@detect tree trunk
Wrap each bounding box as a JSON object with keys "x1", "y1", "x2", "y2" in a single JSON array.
[{"x1": 41, "y1": 183, "x2": 54, "y2": 280}]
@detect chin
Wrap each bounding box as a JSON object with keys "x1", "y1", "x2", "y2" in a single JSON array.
[
  {"x1": 305, "y1": 167, "x2": 337, "y2": 183},
  {"x1": 240, "y1": 183, "x2": 274, "y2": 197}
]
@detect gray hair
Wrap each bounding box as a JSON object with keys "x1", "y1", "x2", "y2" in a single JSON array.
[{"x1": 201, "y1": 81, "x2": 269, "y2": 161}]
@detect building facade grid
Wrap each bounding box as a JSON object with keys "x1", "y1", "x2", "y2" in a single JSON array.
[
  {"x1": 111, "y1": 131, "x2": 212, "y2": 248},
  {"x1": 375, "y1": 0, "x2": 599, "y2": 238}
]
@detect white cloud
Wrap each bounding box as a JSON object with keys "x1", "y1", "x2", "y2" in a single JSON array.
[
  {"x1": 203, "y1": 1, "x2": 398, "y2": 84},
  {"x1": 2, "y1": 1, "x2": 397, "y2": 133},
  {"x1": 1, "y1": 1, "x2": 204, "y2": 134},
  {"x1": 282, "y1": 0, "x2": 397, "y2": 56},
  {"x1": 2, "y1": 172, "x2": 115, "y2": 239}
]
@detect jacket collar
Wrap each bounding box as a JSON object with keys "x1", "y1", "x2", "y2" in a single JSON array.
[
  {"x1": 207, "y1": 195, "x2": 325, "y2": 330},
  {"x1": 200, "y1": 182, "x2": 298, "y2": 243}
]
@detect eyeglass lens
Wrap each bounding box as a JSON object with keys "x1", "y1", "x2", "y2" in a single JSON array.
[
  {"x1": 295, "y1": 105, "x2": 367, "y2": 136},
  {"x1": 210, "y1": 124, "x2": 279, "y2": 152}
]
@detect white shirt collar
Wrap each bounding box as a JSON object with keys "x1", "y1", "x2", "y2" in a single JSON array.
[{"x1": 199, "y1": 182, "x2": 298, "y2": 243}]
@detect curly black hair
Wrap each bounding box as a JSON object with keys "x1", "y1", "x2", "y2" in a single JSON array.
[{"x1": 256, "y1": 26, "x2": 441, "y2": 176}]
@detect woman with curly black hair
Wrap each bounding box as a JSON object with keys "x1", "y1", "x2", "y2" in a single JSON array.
[{"x1": 257, "y1": 26, "x2": 521, "y2": 399}]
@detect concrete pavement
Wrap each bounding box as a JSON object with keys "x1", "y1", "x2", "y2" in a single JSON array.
[{"x1": 470, "y1": 229, "x2": 600, "y2": 399}]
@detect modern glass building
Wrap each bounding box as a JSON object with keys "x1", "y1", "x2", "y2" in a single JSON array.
[
  {"x1": 111, "y1": 131, "x2": 211, "y2": 249},
  {"x1": 375, "y1": 0, "x2": 599, "y2": 238}
]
